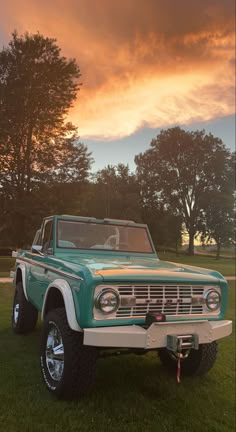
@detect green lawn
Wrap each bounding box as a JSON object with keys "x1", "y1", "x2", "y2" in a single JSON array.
[
  {"x1": 0, "y1": 254, "x2": 235, "y2": 278},
  {"x1": 0, "y1": 256, "x2": 15, "y2": 277},
  {"x1": 158, "y1": 253, "x2": 236, "y2": 276},
  {"x1": 0, "y1": 281, "x2": 235, "y2": 432}
]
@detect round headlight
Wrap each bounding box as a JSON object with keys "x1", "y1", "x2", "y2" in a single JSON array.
[
  {"x1": 95, "y1": 289, "x2": 120, "y2": 314},
  {"x1": 205, "y1": 289, "x2": 221, "y2": 311}
]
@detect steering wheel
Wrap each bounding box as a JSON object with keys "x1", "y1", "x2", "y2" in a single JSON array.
[{"x1": 104, "y1": 228, "x2": 120, "y2": 249}]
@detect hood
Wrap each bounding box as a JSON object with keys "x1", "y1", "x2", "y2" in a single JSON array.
[{"x1": 56, "y1": 253, "x2": 224, "y2": 284}]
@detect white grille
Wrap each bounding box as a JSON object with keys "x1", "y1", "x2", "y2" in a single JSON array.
[{"x1": 116, "y1": 285, "x2": 204, "y2": 318}]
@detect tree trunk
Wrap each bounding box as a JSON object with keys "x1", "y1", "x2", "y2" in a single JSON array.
[
  {"x1": 26, "y1": 123, "x2": 34, "y2": 194},
  {"x1": 175, "y1": 238, "x2": 179, "y2": 256},
  {"x1": 188, "y1": 231, "x2": 195, "y2": 256},
  {"x1": 0, "y1": 222, "x2": 7, "y2": 233},
  {"x1": 216, "y1": 242, "x2": 221, "y2": 260}
]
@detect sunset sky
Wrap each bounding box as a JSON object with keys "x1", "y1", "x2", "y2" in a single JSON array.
[{"x1": 1, "y1": 0, "x2": 235, "y2": 170}]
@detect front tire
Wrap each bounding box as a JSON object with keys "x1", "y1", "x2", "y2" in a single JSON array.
[
  {"x1": 158, "y1": 342, "x2": 218, "y2": 376},
  {"x1": 12, "y1": 281, "x2": 38, "y2": 334},
  {"x1": 40, "y1": 308, "x2": 97, "y2": 400}
]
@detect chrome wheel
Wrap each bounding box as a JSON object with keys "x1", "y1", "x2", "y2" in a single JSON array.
[
  {"x1": 14, "y1": 303, "x2": 19, "y2": 324},
  {"x1": 46, "y1": 325, "x2": 64, "y2": 381}
]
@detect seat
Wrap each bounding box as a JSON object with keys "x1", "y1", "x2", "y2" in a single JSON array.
[{"x1": 58, "y1": 240, "x2": 76, "y2": 248}]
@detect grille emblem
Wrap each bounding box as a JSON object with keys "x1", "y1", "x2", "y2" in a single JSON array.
[{"x1": 135, "y1": 297, "x2": 193, "y2": 305}]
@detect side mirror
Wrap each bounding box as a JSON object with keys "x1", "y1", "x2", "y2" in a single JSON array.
[{"x1": 32, "y1": 245, "x2": 44, "y2": 255}]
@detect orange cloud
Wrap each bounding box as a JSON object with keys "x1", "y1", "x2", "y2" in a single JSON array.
[{"x1": 1, "y1": 0, "x2": 235, "y2": 139}]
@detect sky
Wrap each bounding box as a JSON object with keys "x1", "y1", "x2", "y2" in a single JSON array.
[{"x1": 0, "y1": 0, "x2": 235, "y2": 171}]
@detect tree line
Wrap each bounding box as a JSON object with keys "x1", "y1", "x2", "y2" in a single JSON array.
[{"x1": 0, "y1": 32, "x2": 235, "y2": 256}]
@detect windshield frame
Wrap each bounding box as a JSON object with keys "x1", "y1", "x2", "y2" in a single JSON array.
[{"x1": 56, "y1": 218, "x2": 155, "y2": 254}]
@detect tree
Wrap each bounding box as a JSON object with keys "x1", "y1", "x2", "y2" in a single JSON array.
[
  {"x1": 200, "y1": 192, "x2": 235, "y2": 259},
  {"x1": 0, "y1": 32, "x2": 92, "y2": 246},
  {"x1": 142, "y1": 205, "x2": 183, "y2": 253},
  {"x1": 200, "y1": 152, "x2": 235, "y2": 258},
  {"x1": 86, "y1": 164, "x2": 141, "y2": 221},
  {"x1": 135, "y1": 127, "x2": 233, "y2": 255}
]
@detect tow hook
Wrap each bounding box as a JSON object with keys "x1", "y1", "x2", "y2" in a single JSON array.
[{"x1": 166, "y1": 334, "x2": 199, "y2": 383}]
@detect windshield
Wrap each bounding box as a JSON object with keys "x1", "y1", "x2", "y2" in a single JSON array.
[{"x1": 57, "y1": 220, "x2": 154, "y2": 253}]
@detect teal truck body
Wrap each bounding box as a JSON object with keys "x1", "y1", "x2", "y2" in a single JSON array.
[{"x1": 12, "y1": 215, "x2": 232, "y2": 399}]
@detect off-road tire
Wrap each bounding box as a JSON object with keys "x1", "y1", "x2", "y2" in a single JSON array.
[
  {"x1": 12, "y1": 281, "x2": 38, "y2": 334},
  {"x1": 158, "y1": 342, "x2": 218, "y2": 376},
  {"x1": 40, "y1": 308, "x2": 97, "y2": 400}
]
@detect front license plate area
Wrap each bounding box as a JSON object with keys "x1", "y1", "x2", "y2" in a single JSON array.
[{"x1": 167, "y1": 333, "x2": 199, "y2": 351}]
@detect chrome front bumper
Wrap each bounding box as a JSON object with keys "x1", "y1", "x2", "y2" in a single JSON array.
[{"x1": 83, "y1": 320, "x2": 232, "y2": 349}]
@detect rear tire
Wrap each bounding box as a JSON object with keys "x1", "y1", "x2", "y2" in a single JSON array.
[
  {"x1": 12, "y1": 281, "x2": 38, "y2": 334},
  {"x1": 158, "y1": 342, "x2": 218, "y2": 376},
  {"x1": 40, "y1": 308, "x2": 97, "y2": 400}
]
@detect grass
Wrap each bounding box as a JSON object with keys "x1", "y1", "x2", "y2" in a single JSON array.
[
  {"x1": 0, "y1": 256, "x2": 15, "y2": 277},
  {"x1": 158, "y1": 253, "x2": 236, "y2": 276},
  {"x1": 0, "y1": 254, "x2": 235, "y2": 278},
  {"x1": 0, "y1": 280, "x2": 235, "y2": 432}
]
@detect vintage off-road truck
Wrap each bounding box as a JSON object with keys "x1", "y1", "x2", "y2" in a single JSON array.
[{"x1": 12, "y1": 215, "x2": 232, "y2": 399}]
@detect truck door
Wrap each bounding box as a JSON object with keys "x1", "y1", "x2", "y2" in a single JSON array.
[{"x1": 26, "y1": 218, "x2": 54, "y2": 309}]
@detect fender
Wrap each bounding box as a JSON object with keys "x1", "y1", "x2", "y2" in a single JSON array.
[
  {"x1": 16, "y1": 262, "x2": 28, "y2": 300},
  {"x1": 41, "y1": 278, "x2": 81, "y2": 332}
]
